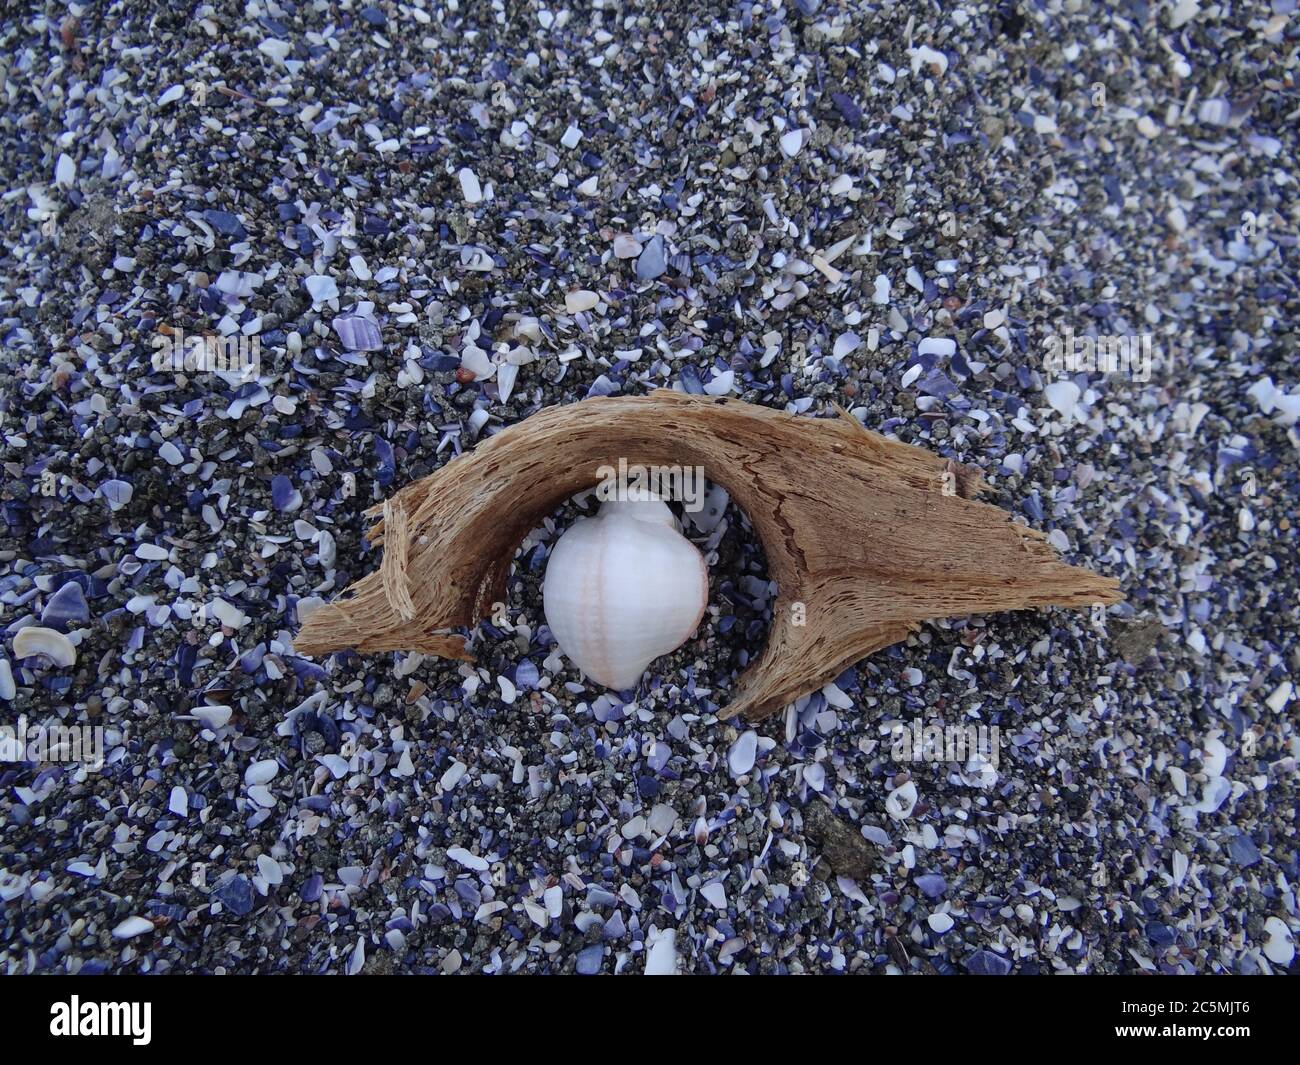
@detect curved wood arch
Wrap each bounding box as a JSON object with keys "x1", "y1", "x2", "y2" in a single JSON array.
[{"x1": 294, "y1": 392, "x2": 1121, "y2": 721}]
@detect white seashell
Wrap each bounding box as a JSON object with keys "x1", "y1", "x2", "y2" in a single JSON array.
[
  {"x1": 12, "y1": 626, "x2": 77, "y2": 668},
  {"x1": 543, "y1": 498, "x2": 708, "y2": 691}
]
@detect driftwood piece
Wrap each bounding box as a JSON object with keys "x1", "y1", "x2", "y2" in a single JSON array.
[{"x1": 295, "y1": 392, "x2": 1121, "y2": 721}]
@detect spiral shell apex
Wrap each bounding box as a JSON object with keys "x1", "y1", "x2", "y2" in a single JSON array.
[{"x1": 542, "y1": 498, "x2": 709, "y2": 690}]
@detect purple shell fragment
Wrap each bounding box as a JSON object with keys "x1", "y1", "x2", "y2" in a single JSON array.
[
  {"x1": 964, "y1": 950, "x2": 1013, "y2": 975},
  {"x1": 270, "y1": 475, "x2": 297, "y2": 511},
  {"x1": 98, "y1": 479, "x2": 133, "y2": 511},
  {"x1": 514, "y1": 659, "x2": 540, "y2": 689},
  {"x1": 1226, "y1": 832, "x2": 1261, "y2": 867},
  {"x1": 914, "y1": 873, "x2": 947, "y2": 899},
  {"x1": 41, "y1": 581, "x2": 90, "y2": 629},
  {"x1": 636, "y1": 234, "x2": 667, "y2": 281},
  {"x1": 202, "y1": 209, "x2": 245, "y2": 238},
  {"x1": 830, "y1": 92, "x2": 862, "y2": 127},
  {"x1": 213, "y1": 875, "x2": 254, "y2": 916},
  {"x1": 332, "y1": 314, "x2": 382, "y2": 352}
]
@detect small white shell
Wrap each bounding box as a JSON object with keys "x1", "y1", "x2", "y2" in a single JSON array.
[
  {"x1": 886, "y1": 780, "x2": 919, "y2": 820},
  {"x1": 12, "y1": 626, "x2": 77, "y2": 668},
  {"x1": 543, "y1": 498, "x2": 708, "y2": 690}
]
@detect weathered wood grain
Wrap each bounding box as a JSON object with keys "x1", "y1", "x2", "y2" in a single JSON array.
[{"x1": 295, "y1": 392, "x2": 1122, "y2": 721}]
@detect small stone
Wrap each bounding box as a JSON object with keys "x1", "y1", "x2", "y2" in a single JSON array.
[
  {"x1": 644, "y1": 928, "x2": 678, "y2": 975},
  {"x1": 701, "y1": 881, "x2": 727, "y2": 909},
  {"x1": 1265, "y1": 681, "x2": 1292, "y2": 712},
  {"x1": 1226, "y1": 832, "x2": 1261, "y2": 867},
  {"x1": 964, "y1": 949, "x2": 1013, "y2": 975},
  {"x1": 1198, "y1": 98, "x2": 1231, "y2": 126},
  {"x1": 332, "y1": 314, "x2": 382, "y2": 352},
  {"x1": 804, "y1": 804, "x2": 876, "y2": 879}
]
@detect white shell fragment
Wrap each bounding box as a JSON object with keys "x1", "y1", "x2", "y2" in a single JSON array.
[
  {"x1": 612, "y1": 233, "x2": 642, "y2": 259},
  {"x1": 12, "y1": 626, "x2": 77, "y2": 668},
  {"x1": 1044, "y1": 381, "x2": 1081, "y2": 418},
  {"x1": 1262, "y1": 916, "x2": 1295, "y2": 965},
  {"x1": 728, "y1": 730, "x2": 758, "y2": 777},
  {"x1": 244, "y1": 758, "x2": 280, "y2": 786},
  {"x1": 191, "y1": 706, "x2": 232, "y2": 730},
  {"x1": 458, "y1": 167, "x2": 483, "y2": 204},
  {"x1": 565, "y1": 289, "x2": 599, "y2": 314},
  {"x1": 886, "y1": 780, "x2": 919, "y2": 819},
  {"x1": 543, "y1": 498, "x2": 708, "y2": 690},
  {"x1": 909, "y1": 44, "x2": 949, "y2": 76},
  {"x1": 112, "y1": 916, "x2": 156, "y2": 939},
  {"x1": 644, "y1": 927, "x2": 679, "y2": 975}
]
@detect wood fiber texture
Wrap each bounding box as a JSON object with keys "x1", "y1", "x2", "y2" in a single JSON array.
[{"x1": 295, "y1": 392, "x2": 1122, "y2": 721}]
